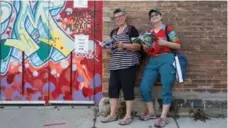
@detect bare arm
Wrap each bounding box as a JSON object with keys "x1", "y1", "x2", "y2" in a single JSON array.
[
  {"x1": 114, "y1": 41, "x2": 141, "y2": 51},
  {"x1": 165, "y1": 41, "x2": 180, "y2": 50},
  {"x1": 158, "y1": 38, "x2": 180, "y2": 50},
  {"x1": 122, "y1": 43, "x2": 141, "y2": 51}
]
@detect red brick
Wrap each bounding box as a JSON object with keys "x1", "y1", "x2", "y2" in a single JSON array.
[
  {"x1": 193, "y1": 89, "x2": 207, "y2": 93},
  {"x1": 214, "y1": 84, "x2": 227, "y2": 88},
  {"x1": 222, "y1": 89, "x2": 227, "y2": 93},
  {"x1": 184, "y1": 84, "x2": 198, "y2": 88},
  {"x1": 207, "y1": 89, "x2": 222, "y2": 93},
  {"x1": 173, "y1": 88, "x2": 185, "y2": 92},
  {"x1": 102, "y1": 1, "x2": 227, "y2": 95},
  {"x1": 184, "y1": 89, "x2": 192, "y2": 92}
]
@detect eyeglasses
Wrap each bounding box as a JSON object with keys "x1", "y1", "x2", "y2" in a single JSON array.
[
  {"x1": 150, "y1": 13, "x2": 159, "y2": 18},
  {"x1": 114, "y1": 14, "x2": 125, "y2": 19}
]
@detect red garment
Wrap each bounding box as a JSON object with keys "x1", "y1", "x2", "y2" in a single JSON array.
[{"x1": 147, "y1": 25, "x2": 180, "y2": 57}]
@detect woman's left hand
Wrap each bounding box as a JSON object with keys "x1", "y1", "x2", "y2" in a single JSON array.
[{"x1": 114, "y1": 41, "x2": 124, "y2": 48}]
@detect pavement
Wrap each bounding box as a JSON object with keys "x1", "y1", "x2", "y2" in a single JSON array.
[
  {"x1": 96, "y1": 116, "x2": 227, "y2": 128},
  {"x1": 0, "y1": 106, "x2": 226, "y2": 128}
]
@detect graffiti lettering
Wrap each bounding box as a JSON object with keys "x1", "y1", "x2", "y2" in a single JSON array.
[
  {"x1": 0, "y1": 1, "x2": 76, "y2": 74},
  {"x1": 3, "y1": 1, "x2": 73, "y2": 56},
  {"x1": 0, "y1": 1, "x2": 103, "y2": 104},
  {"x1": 62, "y1": 11, "x2": 92, "y2": 34}
]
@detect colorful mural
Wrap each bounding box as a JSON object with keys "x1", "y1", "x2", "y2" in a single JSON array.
[{"x1": 0, "y1": 0, "x2": 102, "y2": 104}]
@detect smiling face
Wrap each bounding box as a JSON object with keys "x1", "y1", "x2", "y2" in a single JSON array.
[
  {"x1": 150, "y1": 12, "x2": 162, "y2": 25},
  {"x1": 114, "y1": 12, "x2": 126, "y2": 26}
]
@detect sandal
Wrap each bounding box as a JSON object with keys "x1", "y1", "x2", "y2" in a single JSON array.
[
  {"x1": 139, "y1": 114, "x2": 156, "y2": 121},
  {"x1": 154, "y1": 118, "x2": 168, "y2": 127},
  {"x1": 118, "y1": 117, "x2": 133, "y2": 125},
  {"x1": 101, "y1": 115, "x2": 118, "y2": 123}
]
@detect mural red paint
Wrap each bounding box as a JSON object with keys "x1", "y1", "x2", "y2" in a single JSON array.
[{"x1": 0, "y1": 0, "x2": 102, "y2": 104}]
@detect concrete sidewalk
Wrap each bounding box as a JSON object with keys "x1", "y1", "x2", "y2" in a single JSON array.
[
  {"x1": 96, "y1": 116, "x2": 178, "y2": 128},
  {"x1": 0, "y1": 106, "x2": 226, "y2": 128},
  {"x1": 96, "y1": 116, "x2": 227, "y2": 128}
]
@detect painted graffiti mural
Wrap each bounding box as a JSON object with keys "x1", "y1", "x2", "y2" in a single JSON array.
[{"x1": 0, "y1": 1, "x2": 102, "y2": 104}]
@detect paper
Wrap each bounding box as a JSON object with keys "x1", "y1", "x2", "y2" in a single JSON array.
[
  {"x1": 74, "y1": 0, "x2": 88, "y2": 8},
  {"x1": 174, "y1": 56, "x2": 183, "y2": 83},
  {"x1": 74, "y1": 34, "x2": 89, "y2": 53}
]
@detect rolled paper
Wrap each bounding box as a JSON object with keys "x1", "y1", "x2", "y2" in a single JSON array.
[{"x1": 174, "y1": 55, "x2": 183, "y2": 83}]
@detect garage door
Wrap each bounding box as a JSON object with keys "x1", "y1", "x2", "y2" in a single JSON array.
[{"x1": 0, "y1": 0, "x2": 102, "y2": 105}]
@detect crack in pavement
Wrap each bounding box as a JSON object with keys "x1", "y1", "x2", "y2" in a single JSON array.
[{"x1": 92, "y1": 107, "x2": 99, "y2": 128}]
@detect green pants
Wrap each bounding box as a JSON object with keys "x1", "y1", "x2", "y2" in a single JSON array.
[{"x1": 140, "y1": 53, "x2": 176, "y2": 104}]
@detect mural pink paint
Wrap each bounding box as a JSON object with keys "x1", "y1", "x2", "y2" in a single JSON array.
[{"x1": 0, "y1": 0, "x2": 102, "y2": 104}]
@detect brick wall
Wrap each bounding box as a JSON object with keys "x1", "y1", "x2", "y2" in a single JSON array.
[{"x1": 102, "y1": 1, "x2": 227, "y2": 97}]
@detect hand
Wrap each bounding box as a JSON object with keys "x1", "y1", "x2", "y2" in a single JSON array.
[
  {"x1": 114, "y1": 41, "x2": 124, "y2": 49},
  {"x1": 106, "y1": 49, "x2": 112, "y2": 55},
  {"x1": 142, "y1": 44, "x2": 149, "y2": 52},
  {"x1": 158, "y1": 38, "x2": 168, "y2": 46}
]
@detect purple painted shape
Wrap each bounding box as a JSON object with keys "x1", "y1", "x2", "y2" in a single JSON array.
[
  {"x1": 25, "y1": 82, "x2": 33, "y2": 89},
  {"x1": 11, "y1": 90, "x2": 22, "y2": 100},
  {"x1": 0, "y1": 77, "x2": 12, "y2": 88},
  {"x1": 43, "y1": 83, "x2": 49, "y2": 91},
  {"x1": 77, "y1": 76, "x2": 84, "y2": 82},
  {"x1": 94, "y1": 74, "x2": 101, "y2": 87},
  {"x1": 49, "y1": 82, "x2": 55, "y2": 92},
  {"x1": 58, "y1": 94, "x2": 64, "y2": 100},
  {"x1": 90, "y1": 74, "x2": 101, "y2": 88},
  {"x1": 15, "y1": 74, "x2": 22, "y2": 83},
  {"x1": 21, "y1": 96, "x2": 26, "y2": 101},
  {"x1": 0, "y1": 91, "x2": 6, "y2": 100},
  {"x1": 73, "y1": 90, "x2": 88, "y2": 101},
  {"x1": 92, "y1": 92, "x2": 102, "y2": 105},
  {"x1": 32, "y1": 92, "x2": 41, "y2": 100},
  {"x1": 42, "y1": 82, "x2": 56, "y2": 92}
]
